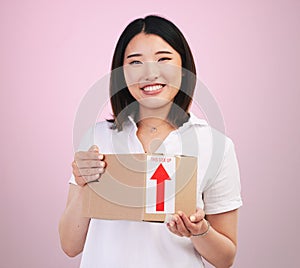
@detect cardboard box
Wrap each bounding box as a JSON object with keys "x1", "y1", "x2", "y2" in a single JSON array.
[{"x1": 82, "y1": 154, "x2": 197, "y2": 222}]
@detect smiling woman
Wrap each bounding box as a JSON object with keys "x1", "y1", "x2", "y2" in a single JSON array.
[{"x1": 59, "y1": 15, "x2": 242, "y2": 268}]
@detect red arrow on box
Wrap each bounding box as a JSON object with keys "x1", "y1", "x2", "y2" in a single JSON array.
[{"x1": 150, "y1": 163, "x2": 171, "y2": 211}]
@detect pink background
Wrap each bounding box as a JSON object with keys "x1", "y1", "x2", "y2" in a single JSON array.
[{"x1": 1, "y1": 0, "x2": 299, "y2": 267}]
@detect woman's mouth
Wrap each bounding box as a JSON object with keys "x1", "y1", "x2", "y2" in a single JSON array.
[{"x1": 141, "y1": 84, "x2": 166, "y2": 95}]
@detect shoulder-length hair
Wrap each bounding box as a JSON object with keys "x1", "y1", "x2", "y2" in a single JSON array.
[{"x1": 109, "y1": 15, "x2": 196, "y2": 130}]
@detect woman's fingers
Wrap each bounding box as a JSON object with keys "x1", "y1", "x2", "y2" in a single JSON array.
[
  {"x1": 189, "y1": 208, "x2": 205, "y2": 223},
  {"x1": 167, "y1": 209, "x2": 206, "y2": 238},
  {"x1": 173, "y1": 213, "x2": 191, "y2": 237},
  {"x1": 75, "y1": 174, "x2": 101, "y2": 186},
  {"x1": 73, "y1": 166, "x2": 105, "y2": 176},
  {"x1": 167, "y1": 218, "x2": 183, "y2": 237},
  {"x1": 167, "y1": 214, "x2": 190, "y2": 237},
  {"x1": 72, "y1": 145, "x2": 106, "y2": 186},
  {"x1": 75, "y1": 151, "x2": 103, "y2": 161},
  {"x1": 179, "y1": 211, "x2": 202, "y2": 236},
  {"x1": 75, "y1": 160, "x2": 104, "y2": 168}
]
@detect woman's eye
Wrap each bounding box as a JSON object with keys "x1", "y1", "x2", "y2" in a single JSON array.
[
  {"x1": 129, "y1": 60, "x2": 142, "y2": 65},
  {"x1": 158, "y1": 57, "x2": 172, "y2": 62}
]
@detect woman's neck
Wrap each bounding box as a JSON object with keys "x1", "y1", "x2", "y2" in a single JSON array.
[
  {"x1": 137, "y1": 105, "x2": 176, "y2": 153},
  {"x1": 138, "y1": 103, "x2": 171, "y2": 123}
]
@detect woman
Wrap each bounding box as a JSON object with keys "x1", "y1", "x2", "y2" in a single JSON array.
[{"x1": 59, "y1": 15, "x2": 242, "y2": 268}]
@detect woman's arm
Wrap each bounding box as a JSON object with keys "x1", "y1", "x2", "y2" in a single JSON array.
[
  {"x1": 192, "y1": 210, "x2": 238, "y2": 268},
  {"x1": 59, "y1": 145, "x2": 105, "y2": 257},
  {"x1": 59, "y1": 184, "x2": 90, "y2": 257},
  {"x1": 167, "y1": 209, "x2": 239, "y2": 268}
]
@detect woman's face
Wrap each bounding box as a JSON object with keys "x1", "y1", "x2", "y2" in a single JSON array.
[{"x1": 123, "y1": 33, "x2": 182, "y2": 111}]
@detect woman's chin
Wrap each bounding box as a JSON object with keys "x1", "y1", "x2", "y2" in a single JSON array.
[{"x1": 138, "y1": 98, "x2": 173, "y2": 111}]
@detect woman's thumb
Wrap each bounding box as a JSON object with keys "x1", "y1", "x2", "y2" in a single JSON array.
[{"x1": 89, "y1": 145, "x2": 99, "y2": 152}]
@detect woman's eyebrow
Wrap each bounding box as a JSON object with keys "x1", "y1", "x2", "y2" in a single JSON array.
[
  {"x1": 126, "y1": 53, "x2": 142, "y2": 59},
  {"x1": 127, "y1": 51, "x2": 173, "y2": 59},
  {"x1": 155, "y1": 51, "x2": 173, "y2": 55}
]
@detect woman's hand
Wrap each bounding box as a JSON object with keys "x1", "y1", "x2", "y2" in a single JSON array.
[
  {"x1": 72, "y1": 145, "x2": 106, "y2": 186},
  {"x1": 167, "y1": 208, "x2": 209, "y2": 237}
]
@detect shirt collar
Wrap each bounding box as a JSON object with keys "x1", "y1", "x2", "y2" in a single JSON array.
[
  {"x1": 126, "y1": 112, "x2": 208, "y2": 131},
  {"x1": 188, "y1": 112, "x2": 209, "y2": 126},
  {"x1": 127, "y1": 115, "x2": 138, "y2": 130}
]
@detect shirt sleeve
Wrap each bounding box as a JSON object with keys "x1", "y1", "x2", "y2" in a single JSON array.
[{"x1": 203, "y1": 138, "x2": 242, "y2": 215}]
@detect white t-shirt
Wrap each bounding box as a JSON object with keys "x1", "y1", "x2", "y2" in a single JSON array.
[{"x1": 69, "y1": 113, "x2": 242, "y2": 268}]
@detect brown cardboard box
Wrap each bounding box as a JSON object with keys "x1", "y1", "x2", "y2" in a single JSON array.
[{"x1": 82, "y1": 154, "x2": 197, "y2": 222}]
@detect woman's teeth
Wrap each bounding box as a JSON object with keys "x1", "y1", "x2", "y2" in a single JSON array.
[{"x1": 142, "y1": 84, "x2": 164, "y2": 92}]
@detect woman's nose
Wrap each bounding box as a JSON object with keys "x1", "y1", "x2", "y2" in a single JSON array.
[{"x1": 144, "y1": 62, "x2": 159, "y2": 81}]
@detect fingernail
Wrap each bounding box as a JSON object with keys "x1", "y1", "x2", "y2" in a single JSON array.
[
  {"x1": 98, "y1": 154, "x2": 104, "y2": 160},
  {"x1": 100, "y1": 161, "x2": 105, "y2": 167},
  {"x1": 190, "y1": 215, "x2": 196, "y2": 222},
  {"x1": 165, "y1": 214, "x2": 173, "y2": 224},
  {"x1": 93, "y1": 146, "x2": 99, "y2": 152},
  {"x1": 178, "y1": 211, "x2": 183, "y2": 217},
  {"x1": 169, "y1": 221, "x2": 174, "y2": 227}
]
